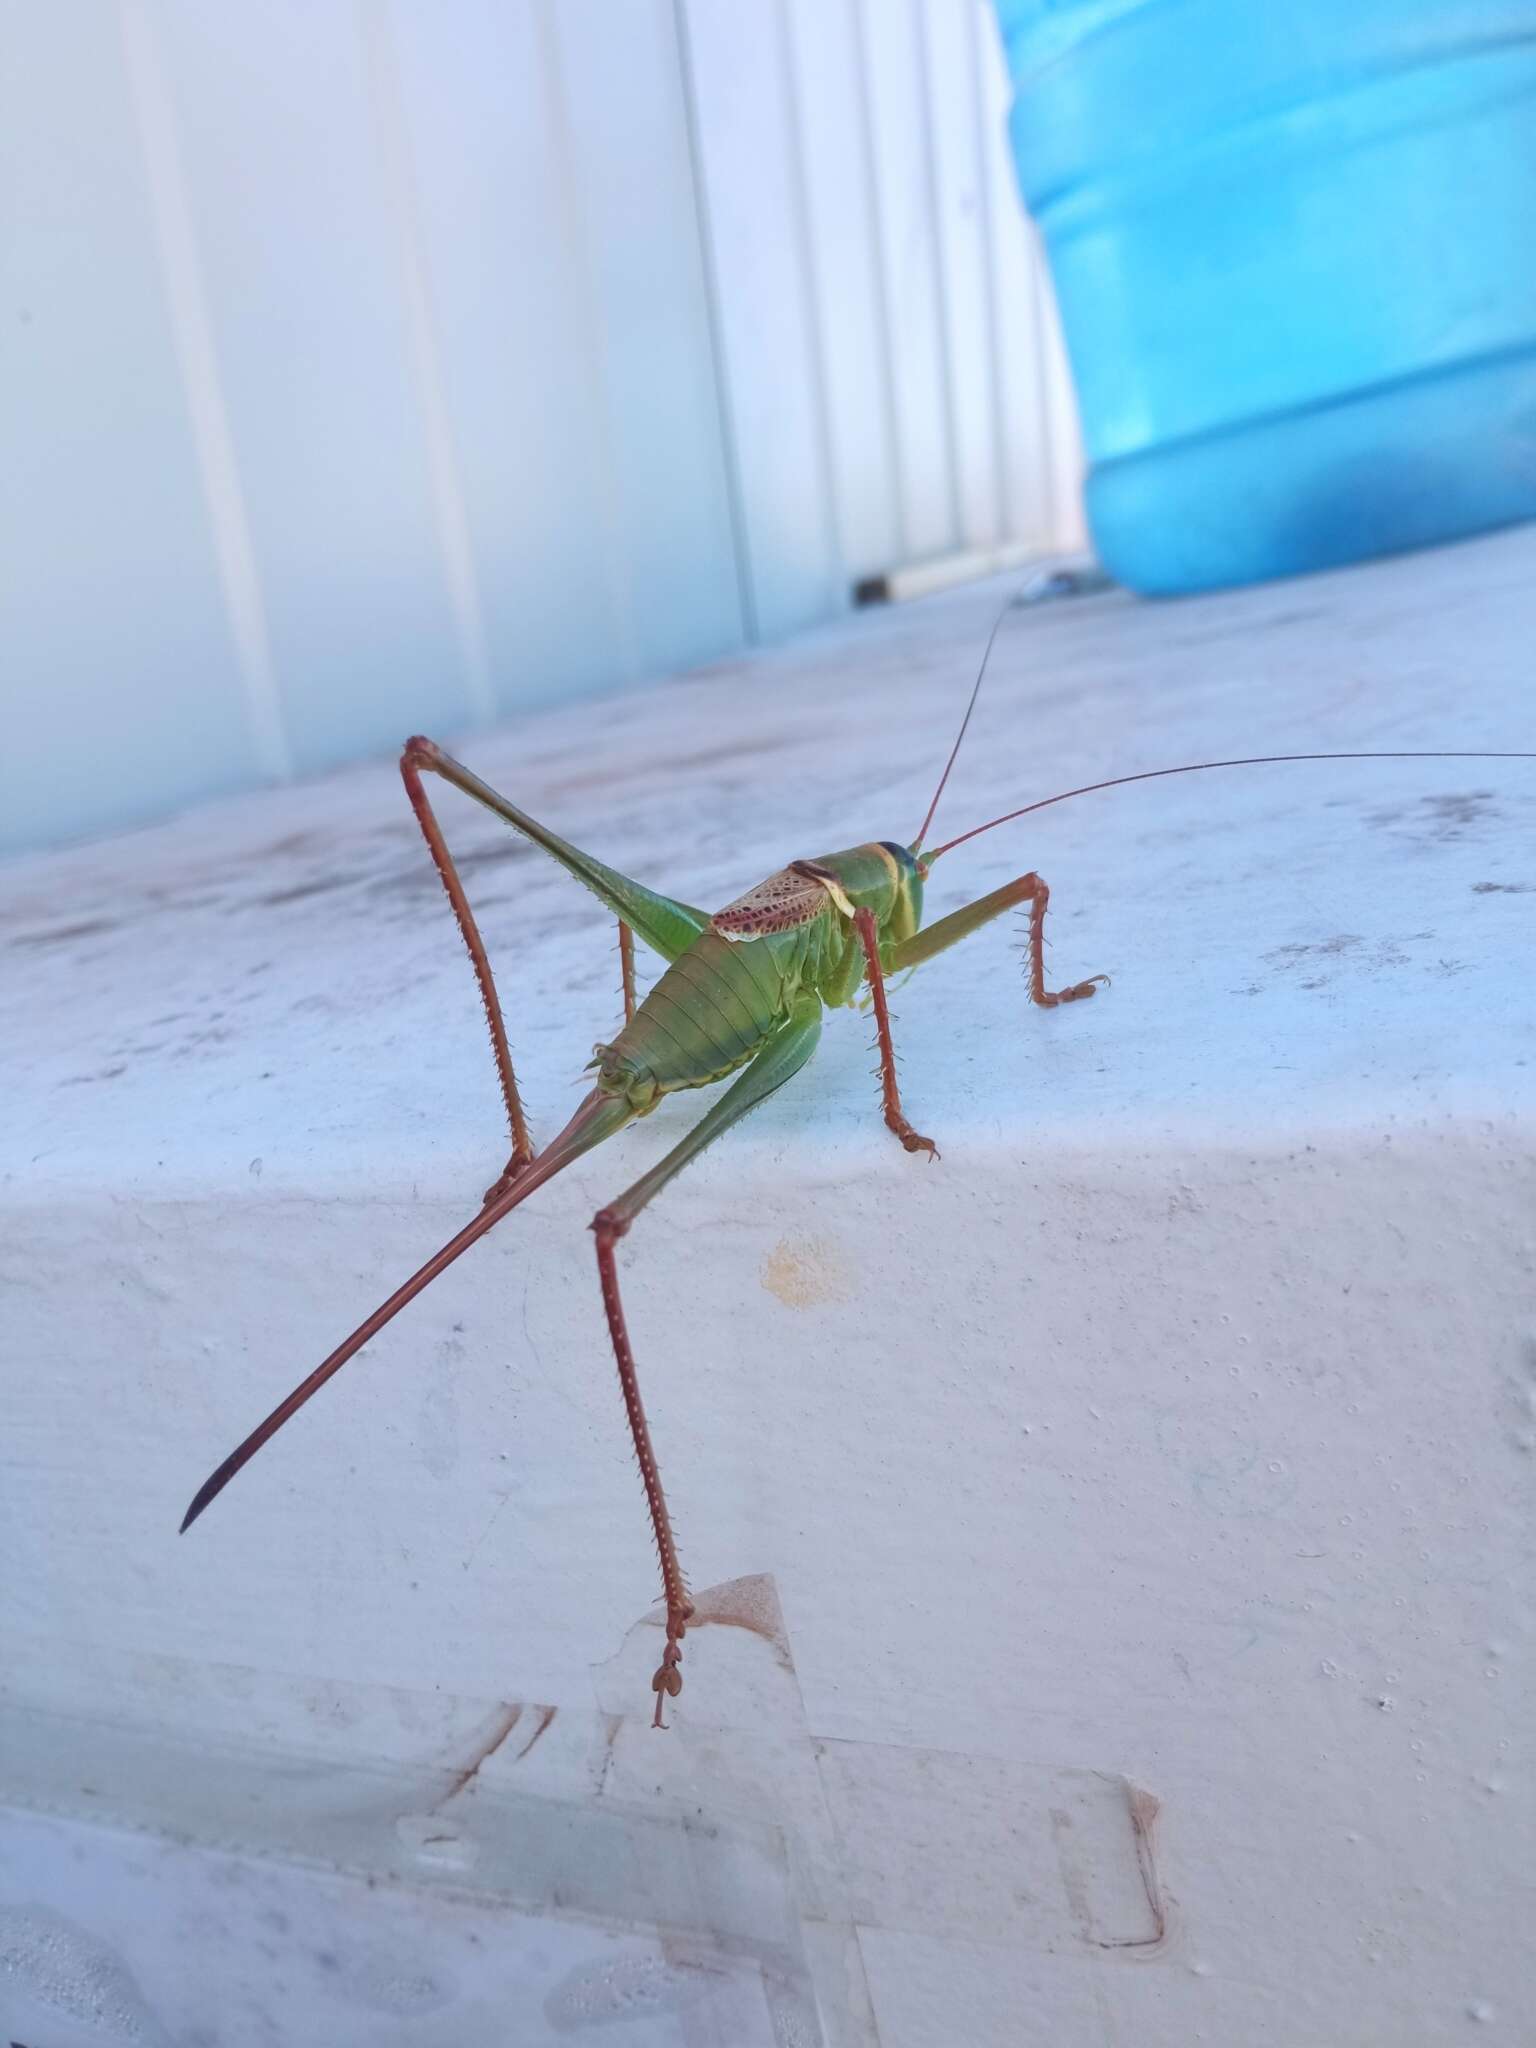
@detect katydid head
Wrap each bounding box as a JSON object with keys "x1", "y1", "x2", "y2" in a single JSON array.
[
  {"x1": 805, "y1": 841, "x2": 925, "y2": 942},
  {"x1": 880, "y1": 839, "x2": 925, "y2": 942}
]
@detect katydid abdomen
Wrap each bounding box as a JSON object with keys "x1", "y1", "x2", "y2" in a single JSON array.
[{"x1": 591, "y1": 929, "x2": 818, "y2": 1113}]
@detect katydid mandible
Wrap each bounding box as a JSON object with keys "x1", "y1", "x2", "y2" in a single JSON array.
[{"x1": 179, "y1": 622, "x2": 1534, "y2": 1726}]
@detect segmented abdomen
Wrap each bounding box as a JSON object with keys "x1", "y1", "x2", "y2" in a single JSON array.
[{"x1": 591, "y1": 930, "x2": 808, "y2": 1112}]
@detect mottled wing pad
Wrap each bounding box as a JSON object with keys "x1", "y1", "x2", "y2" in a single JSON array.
[{"x1": 711, "y1": 862, "x2": 842, "y2": 940}]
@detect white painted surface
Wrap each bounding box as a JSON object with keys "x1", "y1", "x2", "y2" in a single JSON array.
[
  {"x1": 4, "y1": 530, "x2": 1533, "y2": 2043},
  {"x1": 0, "y1": 1790, "x2": 812, "y2": 2045},
  {"x1": 0, "y1": 0, "x2": 1081, "y2": 855}
]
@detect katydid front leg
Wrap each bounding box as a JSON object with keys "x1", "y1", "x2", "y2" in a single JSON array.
[
  {"x1": 892, "y1": 871, "x2": 1107, "y2": 1007},
  {"x1": 855, "y1": 873, "x2": 1106, "y2": 1157}
]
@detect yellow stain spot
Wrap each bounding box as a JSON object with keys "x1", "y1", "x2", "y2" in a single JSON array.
[{"x1": 760, "y1": 1233, "x2": 853, "y2": 1309}]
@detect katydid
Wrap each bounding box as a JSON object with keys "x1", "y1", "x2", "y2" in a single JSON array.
[{"x1": 180, "y1": 621, "x2": 1533, "y2": 1727}]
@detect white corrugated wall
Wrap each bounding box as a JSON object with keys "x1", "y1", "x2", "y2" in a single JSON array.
[{"x1": 0, "y1": 0, "x2": 1083, "y2": 855}]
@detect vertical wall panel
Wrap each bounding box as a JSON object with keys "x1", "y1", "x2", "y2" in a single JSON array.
[
  {"x1": 546, "y1": 0, "x2": 745, "y2": 676},
  {"x1": 924, "y1": 0, "x2": 1004, "y2": 552},
  {"x1": 782, "y1": 0, "x2": 903, "y2": 583},
  {"x1": 1, "y1": 0, "x2": 1089, "y2": 854},
  {"x1": 151, "y1": 0, "x2": 479, "y2": 773},
  {"x1": 0, "y1": 1, "x2": 257, "y2": 855},
  {"x1": 857, "y1": 0, "x2": 959, "y2": 563},
  {"x1": 386, "y1": 0, "x2": 638, "y2": 714},
  {"x1": 677, "y1": 0, "x2": 842, "y2": 641}
]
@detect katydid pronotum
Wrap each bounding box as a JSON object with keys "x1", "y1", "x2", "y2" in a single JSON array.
[{"x1": 180, "y1": 616, "x2": 1533, "y2": 1726}]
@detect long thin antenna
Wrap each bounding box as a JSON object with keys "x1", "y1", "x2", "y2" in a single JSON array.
[
  {"x1": 913, "y1": 594, "x2": 1016, "y2": 850},
  {"x1": 922, "y1": 752, "x2": 1536, "y2": 864}
]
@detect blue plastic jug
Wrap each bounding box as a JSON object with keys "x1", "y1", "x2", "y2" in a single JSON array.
[{"x1": 993, "y1": 0, "x2": 1536, "y2": 594}]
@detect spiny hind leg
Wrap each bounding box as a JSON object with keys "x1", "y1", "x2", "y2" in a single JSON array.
[
  {"x1": 589, "y1": 997, "x2": 824, "y2": 1724},
  {"x1": 404, "y1": 739, "x2": 643, "y2": 1202},
  {"x1": 401, "y1": 739, "x2": 534, "y2": 1202},
  {"x1": 853, "y1": 907, "x2": 937, "y2": 1158},
  {"x1": 619, "y1": 919, "x2": 637, "y2": 1025},
  {"x1": 592, "y1": 1210, "x2": 694, "y2": 1726},
  {"x1": 887, "y1": 871, "x2": 1108, "y2": 1013}
]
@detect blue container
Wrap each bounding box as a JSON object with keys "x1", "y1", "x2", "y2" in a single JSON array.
[{"x1": 993, "y1": 0, "x2": 1536, "y2": 594}]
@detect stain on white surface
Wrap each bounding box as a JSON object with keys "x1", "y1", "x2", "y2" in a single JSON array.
[{"x1": 761, "y1": 1234, "x2": 857, "y2": 1309}]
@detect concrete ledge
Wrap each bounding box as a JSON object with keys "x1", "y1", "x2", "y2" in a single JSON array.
[{"x1": 5, "y1": 528, "x2": 1535, "y2": 2045}]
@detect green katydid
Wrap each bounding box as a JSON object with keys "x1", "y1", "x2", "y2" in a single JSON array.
[{"x1": 179, "y1": 615, "x2": 1534, "y2": 1727}]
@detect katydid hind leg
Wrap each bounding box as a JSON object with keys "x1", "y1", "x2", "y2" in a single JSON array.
[
  {"x1": 180, "y1": 1089, "x2": 633, "y2": 1534},
  {"x1": 619, "y1": 920, "x2": 637, "y2": 1025},
  {"x1": 590, "y1": 995, "x2": 824, "y2": 1725},
  {"x1": 404, "y1": 737, "x2": 711, "y2": 962},
  {"x1": 404, "y1": 738, "x2": 708, "y2": 1199},
  {"x1": 402, "y1": 740, "x2": 533, "y2": 1202}
]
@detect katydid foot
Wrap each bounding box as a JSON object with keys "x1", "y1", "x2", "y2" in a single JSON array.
[
  {"x1": 1033, "y1": 971, "x2": 1110, "y2": 1008},
  {"x1": 894, "y1": 1121, "x2": 939, "y2": 1160},
  {"x1": 651, "y1": 1604, "x2": 693, "y2": 1729}
]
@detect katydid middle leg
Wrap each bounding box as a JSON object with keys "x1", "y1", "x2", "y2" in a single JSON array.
[
  {"x1": 591, "y1": 993, "x2": 824, "y2": 1724},
  {"x1": 853, "y1": 907, "x2": 937, "y2": 1158}
]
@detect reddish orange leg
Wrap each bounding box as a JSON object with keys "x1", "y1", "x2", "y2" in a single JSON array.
[
  {"x1": 586, "y1": 995, "x2": 823, "y2": 1726},
  {"x1": 593, "y1": 1209, "x2": 694, "y2": 1727},
  {"x1": 853, "y1": 907, "x2": 938, "y2": 1158},
  {"x1": 1018, "y1": 873, "x2": 1109, "y2": 1009},
  {"x1": 888, "y1": 870, "x2": 1107, "y2": 1012},
  {"x1": 401, "y1": 739, "x2": 535, "y2": 1205}
]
